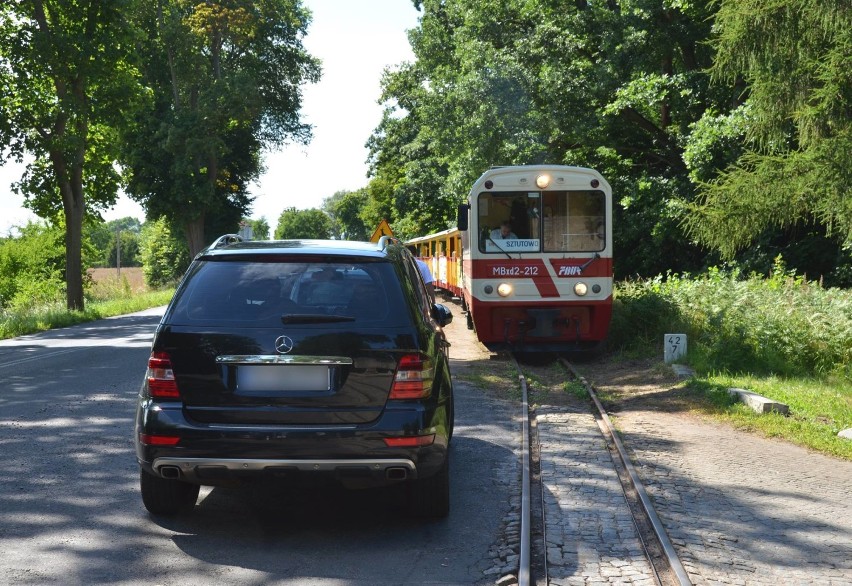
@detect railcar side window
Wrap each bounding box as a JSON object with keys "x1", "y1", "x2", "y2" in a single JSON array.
[{"x1": 477, "y1": 190, "x2": 605, "y2": 253}]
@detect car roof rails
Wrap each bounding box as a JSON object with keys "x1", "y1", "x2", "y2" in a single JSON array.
[
  {"x1": 208, "y1": 234, "x2": 243, "y2": 250},
  {"x1": 377, "y1": 235, "x2": 401, "y2": 250}
]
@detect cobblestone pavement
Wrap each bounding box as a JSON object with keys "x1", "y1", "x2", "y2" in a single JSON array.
[
  {"x1": 537, "y1": 407, "x2": 658, "y2": 586},
  {"x1": 612, "y1": 408, "x2": 852, "y2": 586},
  {"x1": 443, "y1": 306, "x2": 660, "y2": 585},
  {"x1": 578, "y1": 361, "x2": 852, "y2": 586},
  {"x1": 443, "y1": 301, "x2": 852, "y2": 585}
]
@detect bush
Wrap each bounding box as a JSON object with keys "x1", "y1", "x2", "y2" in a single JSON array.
[
  {"x1": 139, "y1": 218, "x2": 190, "y2": 288},
  {"x1": 0, "y1": 222, "x2": 67, "y2": 309},
  {"x1": 612, "y1": 260, "x2": 852, "y2": 380}
]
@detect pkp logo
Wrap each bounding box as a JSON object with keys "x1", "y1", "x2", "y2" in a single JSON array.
[{"x1": 557, "y1": 265, "x2": 582, "y2": 277}]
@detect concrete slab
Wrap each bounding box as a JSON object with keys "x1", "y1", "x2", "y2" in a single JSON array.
[
  {"x1": 727, "y1": 387, "x2": 789, "y2": 415},
  {"x1": 671, "y1": 364, "x2": 695, "y2": 379}
]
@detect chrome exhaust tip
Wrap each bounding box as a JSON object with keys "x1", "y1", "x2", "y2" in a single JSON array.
[
  {"x1": 160, "y1": 465, "x2": 182, "y2": 480},
  {"x1": 386, "y1": 467, "x2": 409, "y2": 481}
]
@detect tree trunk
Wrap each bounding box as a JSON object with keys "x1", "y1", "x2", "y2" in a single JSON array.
[
  {"x1": 53, "y1": 149, "x2": 87, "y2": 311},
  {"x1": 63, "y1": 195, "x2": 86, "y2": 311},
  {"x1": 184, "y1": 213, "x2": 207, "y2": 258}
]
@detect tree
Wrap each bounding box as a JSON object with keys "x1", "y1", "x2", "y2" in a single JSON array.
[
  {"x1": 87, "y1": 217, "x2": 142, "y2": 267},
  {"x1": 0, "y1": 1, "x2": 143, "y2": 310},
  {"x1": 122, "y1": 0, "x2": 321, "y2": 257},
  {"x1": 242, "y1": 217, "x2": 270, "y2": 240},
  {"x1": 274, "y1": 207, "x2": 332, "y2": 239},
  {"x1": 684, "y1": 0, "x2": 852, "y2": 263},
  {"x1": 139, "y1": 217, "x2": 190, "y2": 288},
  {"x1": 370, "y1": 0, "x2": 726, "y2": 276},
  {"x1": 0, "y1": 221, "x2": 67, "y2": 310},
  {"x1": 323, "y1": 189, "x2": 369, "y2": 240}
]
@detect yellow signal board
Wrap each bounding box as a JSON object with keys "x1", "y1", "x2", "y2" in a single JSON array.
[{"x1": 369, "y1": 219, "x2": 394, "y2": 243}]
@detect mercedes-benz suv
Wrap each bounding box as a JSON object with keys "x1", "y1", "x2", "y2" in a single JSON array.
[{"x1": 134, "y1": 235, "x2": 454, "y2": 517}]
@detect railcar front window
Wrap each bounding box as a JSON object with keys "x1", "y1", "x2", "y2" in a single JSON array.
[
  {"x1": 542, "y1": 190, "x2": 605, "y2": 252},
  {"x1": 477, "y1": 190, "x2": 605, "y2": 253},
  {"x1": 477, "y1": 191, "x2": 541, "y2": 253}
]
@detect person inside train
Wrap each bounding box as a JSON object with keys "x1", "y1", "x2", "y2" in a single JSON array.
[{"x1": 490, "y1": 220, "x2": 517, "y2": 240}]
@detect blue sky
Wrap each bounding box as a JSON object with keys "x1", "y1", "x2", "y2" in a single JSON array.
[{"x1": 0, "y1": 0, "x2": 420, "y2": 234}]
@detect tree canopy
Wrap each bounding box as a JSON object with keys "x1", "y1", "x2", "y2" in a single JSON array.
[
  {"x1": 684, "y1": 0, "x2": 852, "y2": 259},
  {"x1": 0, "y1": 0, "x2": 322, "y2": 307},
  {"x1": 369, "y1": 0, "x2": 724, "y2": 273},
  {"x1": 121, "y1": 0, "x2": 321, "y2": 256},
  {"x1": 322, "y1": 189, "x2": 370, "y2": 241},
  {"x1": 3, "y1": 0, "x2": 849, "y2": 297},
  {"x1": 365, "y1": 0, "x2": 850, "y2": 284},
  {"x1": 0, "y1": 0, "x2": 143, "y2": 309},
  {"x1": 274, "y1": 207, "x2": 332, "y2": 239}
]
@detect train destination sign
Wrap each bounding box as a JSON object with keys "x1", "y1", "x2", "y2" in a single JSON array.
[{"x1": 485, "y1": 239, "x2": 538, "y2": 253}]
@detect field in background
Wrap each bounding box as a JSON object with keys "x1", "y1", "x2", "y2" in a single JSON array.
[{"x1": 88, "y1": 267, "x2": 146, "y2": 297}]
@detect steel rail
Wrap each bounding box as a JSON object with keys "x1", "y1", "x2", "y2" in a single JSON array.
[
  {"x1": 561, "y1": 359, "x2": 692, "y2": 586},
  {"x1": 509, "y1": 353, "x2": 532, "y2": 586}
]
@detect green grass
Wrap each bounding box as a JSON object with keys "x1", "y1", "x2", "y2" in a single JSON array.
[
  {"x1": 454, "y1": 358, "x2": 520, "y2": 400},
  {"x1": 561, "y1": 379, "x2": 589, "y2": 399},
  {"x1": 698, "y1": 374, "x2": 852, "y2": 460},
  {"x1": 0, "y1": 289, "x2": 174, "y2": 339}
]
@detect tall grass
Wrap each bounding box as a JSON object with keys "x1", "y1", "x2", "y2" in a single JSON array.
[
  {"x1": 0, "y1": 288, "x2": 174, "y2": 339},
  {"x1": 609, "y1": 260, "x2": 852, "y2": 381}
]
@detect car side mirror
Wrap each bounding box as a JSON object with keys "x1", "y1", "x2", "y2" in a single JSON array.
[
  {"x1": 456, "y1": 204, "x2": 470, "y2": 231},
  {"x1": 431, "y1": 303, "x2": 453, "y2": 327}
]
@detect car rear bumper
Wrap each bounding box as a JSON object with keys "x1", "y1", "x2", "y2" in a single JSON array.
[
  {"x1": 149, "y1": 456, "x2": 418, "y2": 485},
  {"x1": 135, "y1": 401, "x2": 450, "y2": 488}
]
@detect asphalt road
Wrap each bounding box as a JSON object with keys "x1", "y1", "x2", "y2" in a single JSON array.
[{"x1": 0, "y1": 308, "x2": 519, "y2": 585}]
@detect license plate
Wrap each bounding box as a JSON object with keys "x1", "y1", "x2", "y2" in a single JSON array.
[{"x1": 236, "y1": 365, "x2": 330, "y2": 393}]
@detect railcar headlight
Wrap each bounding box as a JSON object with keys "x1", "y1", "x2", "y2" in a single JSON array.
[
  {"x1": 592, "y1": 284, "x2": 601, "y2": 294},
  {"x1": 484, "y1": 285, "x2": 493, "y2": 294},
  {"x1": 574, "y1": 282, "x2": 588, "y2": 296},
  {"x1": 535, "y1": 174, "x2": 551, "y2": 189},
  {"x1": 497, "y1": 283, "x2": 513, "y2": 297}
]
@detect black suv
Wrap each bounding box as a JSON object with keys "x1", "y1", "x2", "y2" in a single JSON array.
[{"x1": 134, "y1": 236, "x2": 454, "y2": 517}]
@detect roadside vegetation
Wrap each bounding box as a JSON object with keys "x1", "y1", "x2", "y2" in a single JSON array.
[
  {"x1": 0, "y1": 219, "x2": 182, "y2": 339},
  {"x1": 0, "y1": 288, "x2": 174, "y2": 340},
  {"x1": 607, "y1": 261, "x2": 852, "y2": 460}
]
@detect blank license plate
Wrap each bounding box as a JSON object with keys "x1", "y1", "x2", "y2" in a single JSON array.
[{"x1": 236, "y1": 365, "x2": 330, "y2": 392}]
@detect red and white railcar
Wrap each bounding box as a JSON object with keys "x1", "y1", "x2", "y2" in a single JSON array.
[{"x1": 409, "y1": 165, "x2": 613, "y2": 352}]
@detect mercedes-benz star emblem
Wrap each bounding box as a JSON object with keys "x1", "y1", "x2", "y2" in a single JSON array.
[{"x1": 274, "y1": 335, "x2": 294, "y2": 354}]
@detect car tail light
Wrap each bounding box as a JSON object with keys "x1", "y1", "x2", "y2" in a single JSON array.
[
  {"x1": 390, "y1": 353, "x2": 434, "y2": 399},
  {"x1": 383, "y1": 434, "x2": 435, "y2": 447},
  {"x1": 147, "y1": 351, "x2": 180, "y2": 398},
  {"x1": 139, "y1": 433, "x2": 181, "y2": 446}
]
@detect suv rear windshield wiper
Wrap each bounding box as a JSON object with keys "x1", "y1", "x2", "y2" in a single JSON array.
[{"x1": 281, "y1": 313, "x2": 356, "y2": 324}]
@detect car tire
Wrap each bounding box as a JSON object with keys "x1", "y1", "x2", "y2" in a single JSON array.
[
  {"x1": 139, "y1": 469, "x2": 200, "y2": 516},
  {"x1": 407, "y1": 453, "x2": 450, "y2": 518}
]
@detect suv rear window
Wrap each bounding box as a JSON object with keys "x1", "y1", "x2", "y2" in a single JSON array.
[{"x1": 167, "y1": 259, "x2": 407, "y2": 327}]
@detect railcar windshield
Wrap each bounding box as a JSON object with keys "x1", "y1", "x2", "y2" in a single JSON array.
[{"x1": 477, "y1": 190, "x2": 605, "y2": 253}]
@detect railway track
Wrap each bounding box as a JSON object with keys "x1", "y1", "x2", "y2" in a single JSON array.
[{"x1": 507, "y1": 352, "x2": 691, "y2": 586}]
